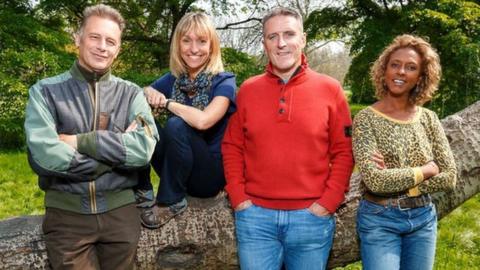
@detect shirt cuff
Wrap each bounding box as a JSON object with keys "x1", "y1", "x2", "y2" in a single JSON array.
[
  {"x1": 407, "y1": 186, "x2": 421, "y2": 197},
  {"x1": 76, "y1": 131, "x2": 97, "y2": 158},
  {"x1": 412, "y1": 167, "x2": 424, "y2": 185},
  {"x1": 408, "y1": 167, "x2": 424, "y2": 197}
]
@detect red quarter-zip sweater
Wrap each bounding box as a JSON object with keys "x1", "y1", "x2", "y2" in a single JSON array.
[{"x1": 221, "y1": 56, "x2": 354, "y2": 213}]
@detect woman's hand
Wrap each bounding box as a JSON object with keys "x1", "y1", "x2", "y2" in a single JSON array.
[
  {"x1": 421, "y1": 160, "x2": 439, "y2": 179},
  {"x1": 144, "y1": 86, "x2": 167, "y2": 108},
  {"x1": 371, "y1": 150, "x2": 386, "y2": 169}
]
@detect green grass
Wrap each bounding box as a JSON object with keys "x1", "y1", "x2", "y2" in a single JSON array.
[
  {"x1": 0, "y1": 150, "x2": 159, "y2": 219},
  {"x1": 0, "y1": 150, "x2": 44, "y2": 219},
  {"x1": 434, "y1": 195, "x2": 480, "y2": 269},
  {"x1": 1, "y1": 151, "x2": 479, "y2": 269}
]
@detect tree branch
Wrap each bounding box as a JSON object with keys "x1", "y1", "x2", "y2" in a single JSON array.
[
  {"x1": 382, "y1": 0, "x2": 390, "y2": 11},
  {"x1": 122, "y1": 35, "x2": 165, "y2": 43},
  {"x1": 306, "y1": 39, "x2": 344, "y2": 55},
  {"x1": 217, "y1": 17, "x2": 262, "y2": 30},
  {"x1": 217, "y1": 26, "x2": 259, "y2": 31}
]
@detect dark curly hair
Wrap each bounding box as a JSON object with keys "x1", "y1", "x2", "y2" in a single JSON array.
[{"x1": 371, "y1": 34, "x2": 441, "y2": 105}]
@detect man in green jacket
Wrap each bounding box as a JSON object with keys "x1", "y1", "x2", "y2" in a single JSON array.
[{"x1": 24, "y1": 4, "x2": 158, "y2": 269}]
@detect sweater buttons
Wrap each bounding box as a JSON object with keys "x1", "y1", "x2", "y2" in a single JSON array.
[
  {"x1": 279, "y1": 108, "x2": 285, "y2": 114},
  {"x1": 279, "y1": 97, "x2": 286, "y2": 103}
]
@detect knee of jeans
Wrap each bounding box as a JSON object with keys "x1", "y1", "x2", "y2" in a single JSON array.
[{"x1": 164, "y1": 117, "x2": 191, "y2": 137}]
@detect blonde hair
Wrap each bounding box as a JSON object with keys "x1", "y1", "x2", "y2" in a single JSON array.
[
  {"x1": 169, "y1": 12, "x2": 224, "y2": 77},
  {"x1": 371, "y1": 34, "x2": 441, "y2": 105},
  {"x1": 78, "y1": 4, "x2": 125, "y2": 36}
]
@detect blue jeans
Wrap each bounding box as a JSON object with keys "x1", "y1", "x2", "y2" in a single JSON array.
[
  {"x1": 136, "y1": 116, "x2": 225, "y2": 204},
  {"x1": 356, "y1": 199, "x2": 438, "y2": 270},
  {"x1": 235, "y1": 205, "x2": 335, "y2": 270}
]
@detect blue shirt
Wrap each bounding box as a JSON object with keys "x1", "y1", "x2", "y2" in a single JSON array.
[{"x1": 150, "y1": 72, "x2": 237, "y2": 156}]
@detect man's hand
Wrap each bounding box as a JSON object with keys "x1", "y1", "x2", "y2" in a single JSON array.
[
  {"x1": 307, "y1": 202, "x2": 330, "y2": 217},
  {"x1": 59, "y1": 134, "x2": 77, "y2": 149},
  {"x1": 126, "y1": 120, "x2": 137, "y2": 132},
  {"x1": 235, "y1": 200, "x2": 253, "y2": 212}
]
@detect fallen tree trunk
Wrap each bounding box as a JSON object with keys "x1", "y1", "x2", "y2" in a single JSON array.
[{"x1": 1, "y1": 101, "x2": 479, "y2": 269}]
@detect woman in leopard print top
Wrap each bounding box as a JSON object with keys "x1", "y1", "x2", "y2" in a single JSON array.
[{"x1": 352, "y1": 34, "x2": 457, "y2": 270}]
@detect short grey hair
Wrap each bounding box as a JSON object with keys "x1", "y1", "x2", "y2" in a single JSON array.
[
  {"x1": 78, "y1": 4, "x2": 125, "y2": 35},
  {"x1": 262, "y1": 7, "x2": 303, "y2": 36}
]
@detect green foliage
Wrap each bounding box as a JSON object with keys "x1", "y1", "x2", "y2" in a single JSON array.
[
  {"x1": 308, "y1": 0, "x2": 480, "y2": 118},
  {"x1": 409, "y1": 0, "x2": 480, "y2": 117},
  {"x1": 37, "y1": 0, "x2": 202, "y2": 70},
  {"x1": 116, "y1": 68, "x2": 169, "y2": 88},
  {"x1": 333, "y1": 262, "x2": 362, "y2": 270},
  {"x1": 350, "y1": 103, "x2": 368, "y2": 118},
  {"x1": 0, "y1": 0, "x2": 32, "y2": 14},
  {"x1": 305, "y1": 7, "x2": 356, "y2": 42},
  {"x1": 0, "y1": 7, "x2": 75, "y2": 148},
  {"x1": 222, "y1": 47, "x2": 263, "y2": 85},
  {"x1": 0, "y1": 74, "x2": 28, "y2": 149}
]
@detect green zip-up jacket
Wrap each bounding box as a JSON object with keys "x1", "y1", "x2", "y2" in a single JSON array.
[{"x1": 24, "y1": 61, "x2": 159, "y2": 214}]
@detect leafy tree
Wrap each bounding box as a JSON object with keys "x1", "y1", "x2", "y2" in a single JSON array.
[
  {"x1": 0, "y1": 5, "x2": 75, "y2": 148},
  {"x1": 306, "y1": 0, "x2": 480, "y2": 117},
  {"x1": 222, "y1": 47, "x2": 263, "y2": 85},
  {"x1": 36, "y1": 0, "x2": 213, "y2": 72}
]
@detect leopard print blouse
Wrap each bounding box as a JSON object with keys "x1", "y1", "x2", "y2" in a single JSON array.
[{"x1": 352, "y1": 106, "x2": 457, "y2": 196}]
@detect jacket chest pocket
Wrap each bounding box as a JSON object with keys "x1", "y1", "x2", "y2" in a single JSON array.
[{"x1": 108, "y1": 108, "x2": 130, "y2": 133}]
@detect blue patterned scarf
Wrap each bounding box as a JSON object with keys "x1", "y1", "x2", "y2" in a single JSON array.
[{"x1": 172, "y1": 72, "x2": 213, "y2": 111}]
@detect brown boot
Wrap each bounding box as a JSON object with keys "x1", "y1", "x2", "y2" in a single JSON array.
[{"x1": 140, "y1": 198, "x2": 187, "y2": 229}]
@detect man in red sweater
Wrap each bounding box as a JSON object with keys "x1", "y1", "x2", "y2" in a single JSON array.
[{"x1": 221, "y1": 7, "x2": 354, "y2": 270}]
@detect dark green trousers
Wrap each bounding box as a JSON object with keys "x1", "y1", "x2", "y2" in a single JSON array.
[{"x1": 42, "y1": 203, "x2": 140, "y2": 270}]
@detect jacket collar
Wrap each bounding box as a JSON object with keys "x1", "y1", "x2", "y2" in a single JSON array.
[
  {"x1": 265, "y1": 53, "x2": 309, "y2": 83},
  {"x1": 70, "y1": 60, "x2": 112, "y2": 83}
]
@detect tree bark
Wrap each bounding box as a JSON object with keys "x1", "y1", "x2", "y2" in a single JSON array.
[{"x1": 1, "y1": 101, "x2": 479, "y2": 269}]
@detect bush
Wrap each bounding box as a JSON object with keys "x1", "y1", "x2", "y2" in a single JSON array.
[
  {"x1": 350, "y1": 103, "x2": 368, "y2": 118},
  {"x1": 0, "y1": 8, "x2": 75, "y2": 149},
  {"x1": 222, "y1": 47, "x2": 263, "y2": 86},
  {"x1": 0, "y1": 74, "x2": 27, "y2": 148}
]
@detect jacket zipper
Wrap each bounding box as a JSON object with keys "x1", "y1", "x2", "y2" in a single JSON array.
[{"x1": 87, "y1": 78, "x2": 99, "y2": 214}]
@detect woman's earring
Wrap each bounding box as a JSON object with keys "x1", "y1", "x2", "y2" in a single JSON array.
[
  {"x1": 414, "y1": 84, "x2": 420, "y2": 94},
  {"x1": 383, "y1": 81, "x2": 388, "y2": 93}
]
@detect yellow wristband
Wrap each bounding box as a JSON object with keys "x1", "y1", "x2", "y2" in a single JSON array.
[
  {"x1": 407, "y1": 186, "x2": 421, "y2": 197},
  {"x1": 412, "y1": 167, "x2": 424, "y2": 185}
]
